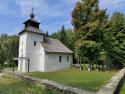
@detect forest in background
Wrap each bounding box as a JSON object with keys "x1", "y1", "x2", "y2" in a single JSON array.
[{"x1": 1, "y1": 0, "x2": 125, "y2": 70}]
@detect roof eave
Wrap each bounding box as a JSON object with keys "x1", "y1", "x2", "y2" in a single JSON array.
[
  {"x1": 18, "y1": 30, "x2": 45, "y2": 35},
  {"x1": 45, "y1": 51, "x2": 73, "y2": 54},
  {"x1": 23, "y1": 19, "x2": 40, "y2": 24}
]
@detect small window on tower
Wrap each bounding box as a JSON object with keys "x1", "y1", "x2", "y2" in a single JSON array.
[{"x1": 34, "y1": 41, "x2": 36, "y2": 46}]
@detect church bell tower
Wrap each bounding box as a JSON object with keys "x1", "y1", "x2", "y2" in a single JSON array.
[{"x1": 23, "y1": 8, "x2": 40, "y2": 29}]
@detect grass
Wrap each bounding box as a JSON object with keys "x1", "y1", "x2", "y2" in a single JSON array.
[
  {"x1": 4, "y1": 67, "x2": 17, "y2": 71},
  {"x1": 120, "y1": 81, "x2": 125, "y2": 94},
  {"x1": 29, "y1": 68, "x2": 117, "y2": 92},
  {"x1": 0, "y1": 76, "x2": 57, "y2": 94}
]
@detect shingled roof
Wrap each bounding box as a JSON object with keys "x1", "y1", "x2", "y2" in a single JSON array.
[{"x1": 42, "y1": 37, "x2": 73, "y2": 53}]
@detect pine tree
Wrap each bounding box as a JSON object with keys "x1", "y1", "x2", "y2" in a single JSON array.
[
  {"x1": 106, "y1": 12, "x2": 125, "y2": 68},
  {"x1": 59, "y1": 25, "x2": 67, "y2": 45}
]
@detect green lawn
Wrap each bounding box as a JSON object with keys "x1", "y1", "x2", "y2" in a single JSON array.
[
  {"x1": 29, "y1": 68, "x2": 117, "y2": 92},
  {"x1": 0, "y1": 76, "x2": 57, "y2": 94},
  {"x1": 120, "y1": 81, "x2": 125, "y2": 94}
]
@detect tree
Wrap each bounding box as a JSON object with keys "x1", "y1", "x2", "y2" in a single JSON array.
[
  {"x1": 72, "y1": 0, "x2": 108, "y2": 69},
  {"x1": 72, "y1": 0, "x2": 108, "y2": 42},
  {"x1": 50, "y1": 30, "x2": 60, "y2": 39},
  {"x1": 64, "y1": 29, "x2": 75, "y2": 51},
  {"x1": 7, "y1": 36, "x2": 19, "y2": 66},
  {"x1": 50, "y1": 28, "x2": 75, "y2": 51},
  {"x1": 110, "y1": 12, "x2": 125, "y2": 43},
  {"x1": 98, "y1": 12, "x2": 125, "y2": 69},
  {"x1": 0, "y1": 34, "x2": 19, "y2": 67},
  {"x1": 59, "y1": 25, "x2": 67, "y2": 46},
  {"x1": 106, "y1": 12, "x2": 125, "y2": 68}
]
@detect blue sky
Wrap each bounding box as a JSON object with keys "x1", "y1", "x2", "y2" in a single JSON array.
[{"x1": 0, "y1": 0, "x2": 125, "y2": 35}]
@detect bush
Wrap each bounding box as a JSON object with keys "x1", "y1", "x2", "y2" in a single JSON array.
[{"x1": 0, "y1": 65, "x2": 4, "y2": 72}]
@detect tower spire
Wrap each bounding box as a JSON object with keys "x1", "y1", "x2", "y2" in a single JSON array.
[{"x1": 30, "y1": 7, "x2": 35, "y2": 18}]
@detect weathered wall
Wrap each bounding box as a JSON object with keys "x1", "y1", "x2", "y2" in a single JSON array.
[
  {"x1": 44, "y1": 52, "x2": 72, "y2": 72},
  {"x1": 97, "y1": 68, "x2": 125, "y2": 94}
]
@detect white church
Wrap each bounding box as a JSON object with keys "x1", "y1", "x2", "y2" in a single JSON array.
[{"x1": 18, "y1": 12, "x2": 73, "y2": 72}]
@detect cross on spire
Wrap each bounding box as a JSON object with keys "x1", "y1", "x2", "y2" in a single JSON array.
[{"x1": 30, "y1": 7, "x2": 35, "y2": 18}]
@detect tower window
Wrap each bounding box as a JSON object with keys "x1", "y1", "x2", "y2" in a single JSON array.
[
  {"x1": 34, "y1": 41, "x2": 36, "y2": 46},
  {"x1": 59, "y1": 56, "x2": 62, "y2": 63}
]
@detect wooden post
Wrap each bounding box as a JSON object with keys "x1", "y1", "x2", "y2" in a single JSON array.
[
  {"x1": 28, "y1": 59, "x2": 30, "y2": 73},
  {"x1": 12, "y1": 61, "x2": 15, "y2": 72}
]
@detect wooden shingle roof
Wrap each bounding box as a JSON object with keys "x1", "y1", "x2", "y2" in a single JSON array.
[{"x1": 42, "y1": 37, "x2": 73, "y2": 53}]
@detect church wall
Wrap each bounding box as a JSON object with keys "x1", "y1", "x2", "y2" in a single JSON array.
[
  {"x1": 39, "y1": 45, "x2": 45, "y2": 71},
  {"x1": 25, "y1": 32, "x2": 44, "y2": 72},
  {"x1": 18, "y1": 32, "x2": 27, "y2": 57},
  {"x1": 44, "y1": 52, "x2": 72, "y2": 72},
  {"x1": 18, "y1": 32, "x2": 27, "y2": 72}
]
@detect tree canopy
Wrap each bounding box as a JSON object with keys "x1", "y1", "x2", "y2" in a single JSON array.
[{"x1": 0, "y1": 34, "x2": 19, "y2": 67}]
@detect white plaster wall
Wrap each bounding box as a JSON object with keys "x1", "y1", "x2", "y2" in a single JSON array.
[
  {"x1": 26, "y1": 32, "x2": 44, "y2": 72},
  {"x1": 44, "y1": 52, "x2": 72, "y2": 72},
  {"x1": 18, "y1": 32, "x2": 27, "y2": 72},
  {"x1": 39, "y1": 45, "x2": 45, "y2": 71},
  {"x1": 18, "y1": 32, "x2": 44, "y2": 72}
]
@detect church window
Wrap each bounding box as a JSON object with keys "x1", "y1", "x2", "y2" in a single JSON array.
[
  {"x1": 34, "y1": 41, "x2": 36, "y2": 46},
  {"x1": 59, "y1": 56, "x2": 62, "y2": 62},
  {"x1": 67, "y1": 56, "x2": 69, "y2": 62}
]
